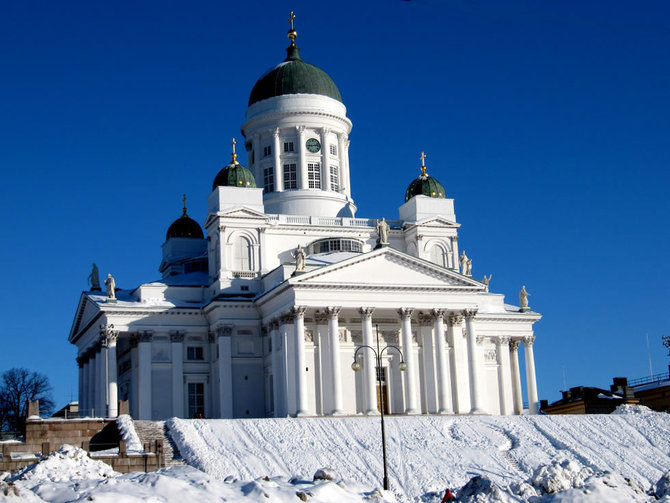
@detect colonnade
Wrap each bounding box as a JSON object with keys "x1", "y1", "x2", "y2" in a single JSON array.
[{"x1": 265, "y1": 306, "x2": 539, "y2": 417}]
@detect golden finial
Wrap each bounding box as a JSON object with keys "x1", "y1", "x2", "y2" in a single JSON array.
[
  {"x1": 182, "y1": 194, "x2": 187, "y2": 216},
  {"x1": 288, "y1": 11, "x2": 297, "y2": 46},
  {"x1": 420, "y1": 151, "x2": 427, "y2": 176},
  {"x1": 231, "y1": 138, "x2": 239, "y2": 165}
]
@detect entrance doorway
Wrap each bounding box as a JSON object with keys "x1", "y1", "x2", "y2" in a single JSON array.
[{"x1": 376, "y1": 366, "x2": 389, "y2": 414}]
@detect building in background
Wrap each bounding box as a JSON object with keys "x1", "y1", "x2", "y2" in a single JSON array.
[{"x1": 69, "y1": 17, "x2": 541, "y2": 420}]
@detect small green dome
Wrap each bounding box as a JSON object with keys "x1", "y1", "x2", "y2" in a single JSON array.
[
  {"x1": 405, "y1": 171, "x2": 446, "y2": 202},
  {"x1": 212, "y1": 161, "x2": 257, "y2": 191},
  {"x1": 166, "y1": 200, "x2": 203, "y2": 240},
  {"x1": 248, "y1": 45, "x2": 342, "y2": 107}
]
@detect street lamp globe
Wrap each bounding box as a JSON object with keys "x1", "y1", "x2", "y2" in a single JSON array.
[
  {"x1": 351, "y1": 361, "x2": 361, "y2": 372},
  {"x1": 398, "y1": 362, "x2": 408, "y2": 372}
]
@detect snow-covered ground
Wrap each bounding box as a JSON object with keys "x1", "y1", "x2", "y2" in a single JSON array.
[{"x1": 2, "y1": 406, "x2": 669, "y2": 502}]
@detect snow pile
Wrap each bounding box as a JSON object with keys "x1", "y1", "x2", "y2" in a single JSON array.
[
  {"x1": 531, "y1": 459, "x2": 594, "y2": 494},
  {"x1": 9, "y1": 445, "x2": 116, "y2": 483},
  {"x1": 655, "y1": 470, "x2": 670, "y2": 498},
  {"x1": 611, "y1": 404, "x2": 655, "y2": 415},
  {"x1": 456, "y1": 475, "x2": 519, "y2": 502},
  {"x1": 116, "y1": 415, "x2": 143, "y2": 452}
]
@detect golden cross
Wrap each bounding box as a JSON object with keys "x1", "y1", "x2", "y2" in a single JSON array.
[
  {"x1": 231, "y1": 137, "x2": 238, "y2": 163},
  {"x1": 420, "y1": 151, "x2": 427, "y2": 175},
  {"x1": 289, "y1": 11, "x2": 295, "y2": 30}
]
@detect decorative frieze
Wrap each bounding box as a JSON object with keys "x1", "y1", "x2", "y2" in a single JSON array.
[{"x1": 170, "y1": 331, "x2": 185, "y2": 343}]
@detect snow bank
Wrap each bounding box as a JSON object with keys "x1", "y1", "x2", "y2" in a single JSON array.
[
  {"x1": 115, "y1": 415, "x2": 143, "y2": 452},
  {"x1": 166, "y1": 413, "x2": 670, "y2": 501}
]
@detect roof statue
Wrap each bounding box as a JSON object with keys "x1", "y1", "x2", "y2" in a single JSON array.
[
  {"x1": 88, "y1": 263, "x2": 101, "y2": 291},
  {"x1": 520, "y1": 285, "x2": 530, "y2": 311},
  {"x1": 376, "y1": 218, "x2": 390, "y2": 246},
  {"x1": 292, "y1": 244, "x2": 306, "y2": 272},
  {"x1": 105, "y1": 274, "x2": 116, "y2": 300},
  {"x1": 460, "y1": 250, "x2": 472, "y2": 276},
  {"x1": 482, "y1": 274, "x2": 492, "y2": 292}
]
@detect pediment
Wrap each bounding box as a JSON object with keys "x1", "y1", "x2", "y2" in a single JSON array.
[
  {"x1": 217, "y1": 207, "x2": 268, "y2": 219},
  {"x1": 404, "y1": 216, "x2": 460, "y2": 230},
  {"x1": 292, "y1": 248, "x2": 484, "y2": 290},
  {"x1": 69, "y1": 294, "x2": 103, "y2": 341}
]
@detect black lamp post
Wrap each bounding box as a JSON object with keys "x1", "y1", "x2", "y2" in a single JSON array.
[{"x1": 351, "y1": 324, "x2": 407, "y2": 491}]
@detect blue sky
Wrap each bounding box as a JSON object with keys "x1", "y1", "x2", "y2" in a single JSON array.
[{"x1": 1, "y1": 0, "x2": 669, "y2": 409}]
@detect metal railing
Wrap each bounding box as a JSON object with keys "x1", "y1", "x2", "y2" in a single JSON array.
[
  {"x1": 628, "y1": 371, "x2": 670, "y2": 387},
  {"x1": 266, "y1": 214, "x2": 402, "y2": 229}
]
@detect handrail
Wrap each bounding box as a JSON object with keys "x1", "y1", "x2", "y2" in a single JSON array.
[{"x1": 628, "y1": 371, "x2": 670, "y2": 387}]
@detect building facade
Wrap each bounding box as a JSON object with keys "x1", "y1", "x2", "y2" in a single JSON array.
[{"x1": 69, "y1": 22, "x2": 542, "y2": 420}]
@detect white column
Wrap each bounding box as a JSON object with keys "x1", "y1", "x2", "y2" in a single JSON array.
[
  {"x1": 509, "y1": 340, "x2": 523, "y2": 415},
  {"x1": 447, "y1": 312, "x2": 469, "y2": 413},
  {"x1": 451, "y1": 236, "x2": 459, "y2": 271},
  {"x1": 95, "y1": 344, "x2": 106, "y2": 417},
  {"x1": 273, "y1": 128, "x2": 283, "y2": 192},
  {"x1": 293, "y1": 306, "x2": 308, "y2": 416},
  {"x1": 281, "y1": 312, "x2": 295, "y2": 416},
  {"x1": 137, "y1": 332, "x2": 153, "y2": 420},
  {"x1": 433, "y1": 309, "x2": 452, "y2": 414},
  {"x1": 524, "y1": 336, "x2": 539, "y2": 414},
  {"x1": 297, "y1": 126, "x2": 307, "y2": 189},
  {"x1": 398, "y1": 308, "x2": 419, "y2": 414},
  {"x1": 360, "y1": 308, "x2": 378, "y2": 415},
  {"x1": 465, "y1": 309, "x2": 485, "y2": 414},
  {"x1": 496, "y1": 336, "x2": 513, "y2": 415},
  {"x1": 171, "y1": 332, "x2": 184, "y2": 417},
  {"x1": 326, "y1": 307, "x2": 343, "y2": 415},
  {"x1": 105, "y1": 327, "x2": 119, "y2": 418},
  {"x1": 419, "y1": 314, "x2": 437, "y2": 413},
  {"x1": 314, "y1": 312, "x2": 330, "y2": 415},
  {"x1": 130, "y1": 335, "x2": 139, "y2": 418},
  {"x1": 342, "y1": 138, "x2": 351, "y2": 196},
  {"x1": 82, "y1": 355, "x2": 91, "y2": 416},
  {"x1": 77, "y1": 356, "x2": 85, "y2": 416},
  {"x1": 321, "y1": 127, "x2": 331, "y2": 191},
  {"x1": 217, "y1": 326, "x2": 234, "y2": 418},
  {"x1": 270, "y1": 320, "x2": 283, "y2": 417}
]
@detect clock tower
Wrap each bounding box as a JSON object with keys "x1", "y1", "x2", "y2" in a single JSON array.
[{"x1": 241, "y1": 14, "x2": 356, "y2": 218}]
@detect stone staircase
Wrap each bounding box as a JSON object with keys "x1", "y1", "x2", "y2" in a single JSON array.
[{"x1": 133, "y1": 420, "x2": 185, "y2": 467}]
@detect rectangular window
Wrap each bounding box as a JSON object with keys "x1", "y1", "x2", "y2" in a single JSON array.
[
  {"x1": 187, "y1": 346, "x2": 204, "y2": 361},
  {"x1": 188, "y1": 382, "x2": 205, "y2": 418},
  {"x1": 330, "y1": 166, "x2": 339, "y2": 192},
  {"x1": 283, "y1": 163, "x2": 297, "y2": 189},
  {"x1": 307, "y1": 162, "x2": 321, "y2": 189},
  {"x1": 264, "y1": 166, "x2": 274, "y2": 193},
  {"x1": 330, "y1": 144, "x2": 337, "y2": 156},
  {"x1": 283, "y1": 141, "x2": 294, "y2": 153},
  {"x1": 263, "y1": 145, "x2": 272, "y2": 157}
]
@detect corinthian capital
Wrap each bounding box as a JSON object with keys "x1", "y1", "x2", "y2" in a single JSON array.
[
  {"x1": 325, "y1": 306, "x2": 341, "y2": 319},
  {"x1": 359, "y1": 307, "x2": 375, "y2": 319},
  {"x1": 509, "y1": 339, "x2": 521, "y2": 351},
  {"x1": 463, "y1": 308, "x2": 478, "y2": 321},
  {"x1": 523, "y1": 336, "x2": 536, "y2": 347},
  {"x1": 293, "y1": 305, "x2": 306, "y2": 318},
  {"x1": 431, "y1": 309, "x2": 446, "y2": 321},
  {"x1": 397, "y1": 307, "x2": 414, "y2": 320},
  {"x1": 447, "y1": 312, "x2": 464, "y2": 326}
]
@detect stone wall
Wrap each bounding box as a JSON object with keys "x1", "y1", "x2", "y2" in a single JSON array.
[{"x1": 0, "y1": 416, "x2": 164, "y2": 474}]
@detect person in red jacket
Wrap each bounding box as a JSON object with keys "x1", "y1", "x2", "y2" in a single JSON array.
[{"x1": 441, "y1": 488, "x2": 455, "y2": 502}]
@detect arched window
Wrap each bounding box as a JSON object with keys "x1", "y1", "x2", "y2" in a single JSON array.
[
  {"x1": 429, "y1": 245, "x2": 448, "y2": 268},
  {"x1": 233, "y1": 236, "x2": 252, "y2": 271}
]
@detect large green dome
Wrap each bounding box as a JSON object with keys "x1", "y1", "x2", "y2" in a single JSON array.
[
  {"x1": 212, "y1": 161, "x2": 257, "y2": 191},
  {"x1": 405, "y1": 166, "x2": 446, "y2": 203},
  {"x1": 248, "y1": 45, "x2": 342, "y2": 107}
]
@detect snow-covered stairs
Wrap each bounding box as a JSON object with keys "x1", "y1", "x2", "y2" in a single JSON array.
[{"x1": 133, "y1": 420, "x2": 185, "y2": 468}]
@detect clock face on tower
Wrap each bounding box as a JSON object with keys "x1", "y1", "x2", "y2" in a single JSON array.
[{"x1": 306, "y1": 138, "x2": 321, "y2": 153}]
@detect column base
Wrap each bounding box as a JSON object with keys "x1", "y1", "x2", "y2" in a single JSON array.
[
  {"x1": 469, "y1": 408, "x2": 487, "y2": 415},
  {"x1": 437, "y1": 409, "x2": 453, "y2": 415},
  {"x1": 329, "y1": 410, "x2": 345, "y2": 416},
  {"x1": 405, "y1": 408, "x2": 420, "y2": 415},
  {"x1": 364, "y1": 409, "x2": 380, "y2": 416}
]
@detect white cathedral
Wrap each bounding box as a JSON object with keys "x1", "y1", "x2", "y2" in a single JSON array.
[{"x1": 69, "y1": 19, "x2": 541, "y2": 421}]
